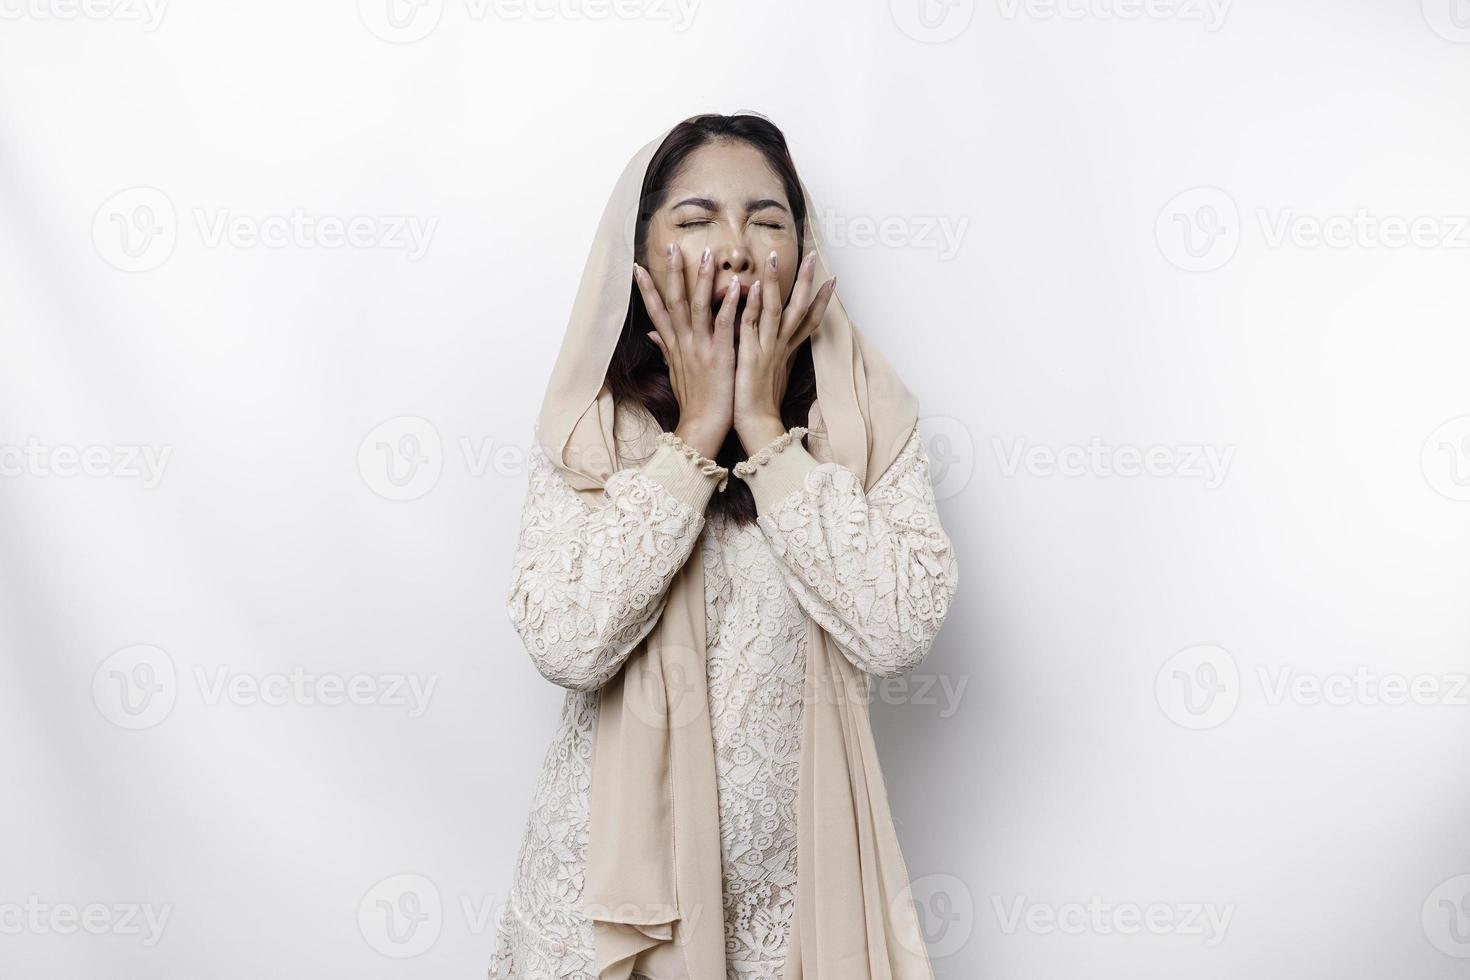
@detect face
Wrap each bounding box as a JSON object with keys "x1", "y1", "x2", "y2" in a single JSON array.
[{"x1": 643, "y1": 140, "x2": 801, "y2": 328}]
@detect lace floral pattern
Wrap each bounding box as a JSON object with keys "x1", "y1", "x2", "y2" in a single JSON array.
[
  {"x1": 491, "y1": 415, "x2": 956, "y2": 980},
  {"x1": 505, "y1": 437, "x2": 708, "y2": 693},
  {"x1": 756, "y1": 432, "x2": 959, "y2": 678},
  {"x1": 701, "y1": 512, "x2": 807, "y2": 973}
]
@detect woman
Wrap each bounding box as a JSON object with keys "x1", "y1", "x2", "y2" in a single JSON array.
[{"x1": 490, "y1": 113, "x2": 959, "y2": 980}]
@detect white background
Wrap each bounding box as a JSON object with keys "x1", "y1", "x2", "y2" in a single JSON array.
[{"x1": 2, "y1": 0, "x2": 1469, "y2": 977}]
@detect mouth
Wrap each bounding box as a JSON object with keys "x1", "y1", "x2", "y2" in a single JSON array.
[{"x1": 719, "y1": 276, "x2": 753, "y2": 302}]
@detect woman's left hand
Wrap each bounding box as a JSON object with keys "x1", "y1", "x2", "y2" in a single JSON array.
[{"x1": 733, "y1": 249, "x2": 836, "y2": 453}]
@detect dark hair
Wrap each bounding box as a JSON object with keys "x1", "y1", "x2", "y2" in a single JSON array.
[{"x1": 605, "y1": 113, "x2": 817, "y2": 524}]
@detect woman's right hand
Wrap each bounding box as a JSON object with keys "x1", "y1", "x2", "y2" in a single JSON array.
[{"x1": 633, "y1": 243, "x2": 739, "y2": 460}]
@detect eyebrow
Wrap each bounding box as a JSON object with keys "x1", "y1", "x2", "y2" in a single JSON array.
[{"x1": 671, "y1": 196, "x2": 789, "y2": 215}]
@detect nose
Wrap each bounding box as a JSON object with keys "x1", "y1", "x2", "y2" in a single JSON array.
[
  {"x1": 719, "y1": 248, "x2": 753, "y2": 276},
  {"x1": 712, "y1": 230, "x2": 755, "y2": 281}
]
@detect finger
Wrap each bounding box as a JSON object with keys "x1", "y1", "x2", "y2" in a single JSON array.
[
  {"x1": 780, "y1": 251, "x2": 818, "y2": 341},
  {"x1": 788, "y1": 276, "x2": 835, "y2": 352},
  {"x1": 713, "y1": 276, "x2": 740, "y2": 343},
  {"x1": 739, "y1": 279, "x2": 763, "y2": 349},
  {"x1": 646, "y1": 330, "x2": 679, "y2": 402},
  {"x1": 662, "y1": 242, "x2": 691, "y2": 337},
  {"x1": 689, "y1": 246, "x2": 715, "y2": 335},
  {"x1": 758, "y1": 251, "x2": 782, "y2": 348},
  {"x1": 633, "y1": 263, "x2": 676, "y2": 350},
  {"x1": 645, "y1": 330, "x2": 668, "y2": 359}
]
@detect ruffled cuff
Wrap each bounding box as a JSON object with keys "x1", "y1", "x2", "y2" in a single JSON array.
[
  {"x1": 733, "y1": 427, "x2": 820, "y2": 513},
  {"x1": 638, "y1": 431, "x2": 729, "y2": 513}
]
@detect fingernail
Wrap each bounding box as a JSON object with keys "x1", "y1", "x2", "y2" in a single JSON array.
[
  {"x1": 667, "y1": 243, "x2": 676, "y2": 259},
  {"x1": 701, "y1": 247, "x2": 711, "y2": 268},
  {"x1": 768, "y1": 250, "x2": 778, "y2": 270}
]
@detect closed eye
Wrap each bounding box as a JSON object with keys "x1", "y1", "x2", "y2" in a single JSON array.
[{"x1": 677, "y1": 220, "x2": 785, "y2": 230}]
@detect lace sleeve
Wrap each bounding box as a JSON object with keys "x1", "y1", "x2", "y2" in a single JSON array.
[
  {"x1": 744, "y1": 428, "x2": 959, "y2": 678},
  {"x1": 505, "y1": 430, "x2": 724, "y2": 691}
]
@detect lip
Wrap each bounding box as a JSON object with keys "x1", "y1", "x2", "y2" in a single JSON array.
[{"x1": 718, "y1": 276, "x2": 752, "y2": 300}]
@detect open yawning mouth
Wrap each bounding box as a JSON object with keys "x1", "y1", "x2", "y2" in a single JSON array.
[{"x1": 718, "y1": 276, "x2": 753, "y2": 302}]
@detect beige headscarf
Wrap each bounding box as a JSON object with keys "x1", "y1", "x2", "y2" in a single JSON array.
[{"x1": 535, "y1": 115, "x2": 934, "y2": 980}]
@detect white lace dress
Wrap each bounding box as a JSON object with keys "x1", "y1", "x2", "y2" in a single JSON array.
[{"x1": 489, "y1": 403, "x2": 958, "y2": 980}]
